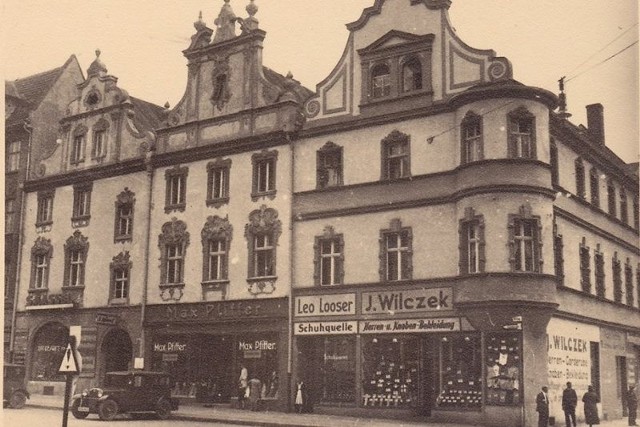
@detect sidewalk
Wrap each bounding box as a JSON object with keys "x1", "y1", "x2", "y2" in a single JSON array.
[{"x1": 25, "y1": 394, "x2": 633, "y2": 427}]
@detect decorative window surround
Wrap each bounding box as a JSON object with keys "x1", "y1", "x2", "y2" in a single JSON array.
[
  {"x1": 245, "y1": 205, "x2": 281, "y2": 295},
  {"x1": 316, "y1": 141, "x2": 344, "y2": 189},
  {"x1": 206, "y1": 158, "x2": 231, "y2": 208},
  {"x1": 507, "y1": 204, "x2": 542, "y2": 273},
  {"x1": 114, "y1": 188, "x2": 135, "y2": 242},
  {"x1": 579, "y1": 238, "x2": 591, "y2": 293},
  {"x1": 381, "y1": 130, "x2": 411, "y2": 181},
  {"x1": 251, "y1": 150, "x2": 278, "y2": 201},
  {"x1": 72, "y1": 182, "x2": 93, "y2": 228},
  {"x1": 461, "y1": 112, "x2": 483, "y2": 164},
  {"x1": 110, "y1": 251, "x2": 131, "y2": 305},
  {"x1": 164, "y1": 165, "x2": 188, "y2": 213},
  {"x1": 507, "y1": 107, "x2": 536, "y2": 159},
  {"x1": 201, "y1": 215, "x2": 232, "y2": 300},
  {"x1": 158, "y1": 218, "x2": 189, "y2": 302},
  {"x1": 36, "y1": 190, "x2": 55, "y2": 229}
]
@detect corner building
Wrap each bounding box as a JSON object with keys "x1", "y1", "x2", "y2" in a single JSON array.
[{"x1": 290, "y1": 1, "x2": 639, "y2": 426}]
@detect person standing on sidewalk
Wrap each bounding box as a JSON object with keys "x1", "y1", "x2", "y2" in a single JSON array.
[
  {"x1": 536, "y1": 386, "x2": 550, "y2": 427},
  {"x1": 237, "y1": 365, "x2": 248, "y2": 409},
  {"x1": 562, "y1": 382, "x2": 578, "y2": 427},
  {"x1": 627, "y1": 385, "x2": 638, "y2": 426},
  {"x1": 582, "y1": 385, "x2": 600, "y2": 427}
]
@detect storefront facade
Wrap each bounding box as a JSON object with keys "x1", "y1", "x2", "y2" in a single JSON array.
[{"x1": 144, "y1": 298, "x2": 289, "y2": 409}]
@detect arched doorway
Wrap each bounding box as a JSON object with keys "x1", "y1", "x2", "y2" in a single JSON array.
[
  {"x1": 30, "y1": 322, "x2": 68, "y2": 382},
  {"x1": 101, "y1": 328, "x2": 133, "y2": 376}
]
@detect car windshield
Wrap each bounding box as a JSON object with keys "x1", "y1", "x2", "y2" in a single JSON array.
[{"x1": 104, "y1": 374, "x2": 131, "y2": 388}]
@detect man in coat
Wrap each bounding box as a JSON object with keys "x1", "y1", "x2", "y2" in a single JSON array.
[
  {"x1": 536, "y1": 386, "x2": 550, "y2": 427},
  {"x1": 562, "y1": 382, "x2": 578, "y2": 427},
  {"x1": 628, "y1": 385, "x2": 638, "y2": 426}
]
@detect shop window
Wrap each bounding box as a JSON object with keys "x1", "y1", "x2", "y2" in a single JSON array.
[
  {"x1": 550, "y1": 139, "x2": 559, "y2": 186},
  {"x1": 314, "y1": 226, "x2": 344, "y2": 286},
  {"x1": 485, "y1": 332, "x2": 522, "y2": 406},
  {"x1": 620, "y1": 191, "x2": 628, "y2": 224},
  {"x1": 70, "y1": 126, "x2": 87, "y2": 165},
  {"x1": 379, "y1": 219, "x2": 412, "y2": 282},
  {"x1": 381, "y1": 130, "x2": 410, "y2": 180},
  {"x1": 245, "y1": 206, "x2": 282, "y2": 280},
  {"x1": 114, "y1": 188, "x2": 135, "y2": 242},
  {"x1": 7, "y1": 140, "x2": 20, "y2": 172},
  {"x1": 575, "y1": 158, "x2": 586, "y2": 199},
  {"x1": 461, "y1": 112, "x2": 483, "y2": 164},
  {"x1": 362, "y1": 336, "x2": 419, "y2": 408},
  {"x1": 165, "y1": 165, "x2": 188, "y2": 213},
  {"x1": 201, "y1": 215, "x2": 232, "y2": 283},
  {"x1": 110, "y1": 251, "x2": 131, "y2": 304},
  {"x1": 206, "y1": 159, "x2": 231, "y2": 207},
  {"x1": 72, "y1": 182, "x2": 92, "y2": 225},
  {"x1": 401, "y1": 57, "x2": 422, "y2": 92},
  {"x1": 30, "y1": 237, "x2": 52, "y2": 290},
  {"x1": 303, "y1": 336, "x2": 355, "y2": 403},
  {"x1": 507, "y1": 107, "x2": 535, "y2": 159},
  {"x1": 31, "y1": 323, "x2": 68, "y2": 381},
  {"x1": 251, "y1": 150, "x2": 278, "y2": 201},
  {"x1": 607, "y1": 180, "x2": 616, "y2": 217},
  {"x1": 64, "y1": 231, "x2": 88, "y2": 288},
  {"x1": 507, "y1": 205, "x2": 541, "y2": 273},
  {"x1": 159, "y1": 218, "x2": 190, "y2": 286},
  {"x1": 316, "y1": 142, "x2": 343, "y2": 189},
  {"x1": 590, "y1": 342, "x2": 601, "y2": 395},
  {"x1": 612, "y1": 253, "x2": 622, "y2": 303},
  {"x1": 579, "y1": 240, "x2": 591, "y2": 293},
  {"x1": 371, "y1": 63, "x2": 391, "y2": 98},
  {"x1": 5, "y1": 199, "x2": 16, "y2": 234},
  {"x1": 36, "y1": 190, "x2": 54, "y2": 226},
  {"x1": 437, "y1": 334, "x2": 482, "y2": 409},
  {"x1": 554, "y1": 232, "x2": 565, "y2": 285},
  {"x1": 594, "y1": 249, "x2": 605, "y2": 298},
  {"x1": 624, "y1": 260, "x2": 634, "y2": 306},
  {"x1": 459, "y1": 208, "x2": 485, "y2": 275},
  {"x1": 590, "y1": 168, "x2": 600, "y2": 208}
]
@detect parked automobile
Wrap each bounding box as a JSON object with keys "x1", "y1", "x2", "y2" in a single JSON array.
[
  {"x1": 71, "y1": 371, "x2": 178, "y2": 421},
  {"x1": 3, "y1": 363, "x2": 30, "y2": 409}
]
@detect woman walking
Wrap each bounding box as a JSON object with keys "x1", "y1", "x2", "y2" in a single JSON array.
[{"x1": 582, "y1": 385, "x2": 600, "y2": 426}]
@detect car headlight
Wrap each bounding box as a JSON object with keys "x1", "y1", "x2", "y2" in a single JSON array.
[
  {"x1": 97, "y1": 390, "x2": 103, "y2": 398},
  {"x1": 82, "y1": 390, "x2": 88, "y2": 397}
]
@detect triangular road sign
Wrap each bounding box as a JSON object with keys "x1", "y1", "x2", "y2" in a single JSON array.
[{"x1": 58, "y1": 343, "x2": 79, "y2": 373}]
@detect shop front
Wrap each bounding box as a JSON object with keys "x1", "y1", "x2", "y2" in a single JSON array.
[{"x1": 144, "y1": 298, "x2": 288, "y2": 409}]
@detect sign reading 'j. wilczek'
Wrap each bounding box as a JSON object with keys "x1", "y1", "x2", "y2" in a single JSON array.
[{"x1": 362, "y1": 288, "x2": 452, "y2": 313}]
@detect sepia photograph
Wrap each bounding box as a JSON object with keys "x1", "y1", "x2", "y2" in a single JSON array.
[{"x1": 3, "y1": 1, "x2": 639, "y2": 426}]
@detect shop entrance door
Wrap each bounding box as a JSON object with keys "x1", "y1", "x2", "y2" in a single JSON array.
[
  {"x1": 419, "y1": 337, "x2": 438, "y2": 416},
  {"x1": 101, "y1": 328, "x2": 133, "y2": 376}
]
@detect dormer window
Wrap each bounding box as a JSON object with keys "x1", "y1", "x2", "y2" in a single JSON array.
[
  {"x1": 371, "y1": 64, "x2": 391, "y2": 98},
  {"x1": 70, "y1": 126, "x2": 88, "y2": 165},
  {"x1": 402, "y1": 57, "x2": 422, "y2": 92}
]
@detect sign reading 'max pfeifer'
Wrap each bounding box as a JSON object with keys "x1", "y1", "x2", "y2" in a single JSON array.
[{"x1": 362, "y1": 288, "x2": 453, "y2": 314}]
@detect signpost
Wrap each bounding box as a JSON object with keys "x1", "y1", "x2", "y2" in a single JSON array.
[{"x1": 58, "y1": 335, "x2": 80, "y2": 427}]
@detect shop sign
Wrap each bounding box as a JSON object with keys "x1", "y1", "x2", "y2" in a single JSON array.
[
  {"x1": 153, "y1": 341, "x2": 187, "y2": 352},
  {"x1": 294, "y1": 321, "x2": 358, "y2": 335},
  {"x1": 147, "y1": 298, "x2": 287, "y2": 323},
  {"x1": 37, "y1": 345, "x2": 66, "y2": 352},
  {"x1": 243, "y1": 350, "x2": 262, "y2": 359},
  {"x1": 294, "y1": 294, "x2": 356, "y2": 317},
  {"x1": 359, "y1": 317, "x2": 460, "y2": 334},
  {"x1": 361, "y1": 288, "x2": 452, "y2": 314},
  {"x1": 162, "y1": 354, "x2": 178, "y2": 362},
  {"x1": 95, "y1": 313, "x2": 118, "y2": 326},
  {"x1": 238, "y1": 340, "x2": 276, "y2": 351}
]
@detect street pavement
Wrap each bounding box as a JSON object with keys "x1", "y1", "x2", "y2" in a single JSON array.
[{"x1": 24, "y1": 393, "x2": 634, "y2": 427}]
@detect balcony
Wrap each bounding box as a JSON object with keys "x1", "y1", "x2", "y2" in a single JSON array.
[{"x1": 26, "y1": 286, "x2": 84, "y2": 310}]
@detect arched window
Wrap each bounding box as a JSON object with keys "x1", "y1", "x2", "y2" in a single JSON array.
[
  {"x1": 371, "y1": 63, "x2": 391, "y2": 98},
  {"x1": 402, "y1": 58, "x2": 422, "y2": 92}
]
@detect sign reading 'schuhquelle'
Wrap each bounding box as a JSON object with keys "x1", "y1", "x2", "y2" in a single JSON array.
[{"x1": 361, "y1": 288, "x2": 452, "y2": 314}]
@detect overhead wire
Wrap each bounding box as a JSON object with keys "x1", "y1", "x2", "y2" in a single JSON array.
[{"x1": 565, "y1": 40, "x2": 638, "y2": 83}]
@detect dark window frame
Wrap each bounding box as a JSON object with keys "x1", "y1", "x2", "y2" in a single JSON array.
[
  {"x1": 607, "y1": 180, "x2": 616, "y2": 217},
  {"x1": 594, "y1": 249, "x2": 605, "y2": 298},
  {"x1": 201, "y1": 215, "x2": 232, "y2": 284},
  {"x1": 63, "y1": 230, "x2": 89, "y2": 288},
  {"x1": 579, "y1": 240, "x2": 591, "y2": 293},
  {"x1": 164, "y1": 165, "x2": 188, "y2": 213},
  {"x1": 381, "y1": 130, "x2": 411, "y2": 181},
  {"x1": 314, "y1": 226, "x2": 345, "y2": 286},
  {"x1": 7, "y1": 140, "x2": 21, "y2": 172},
  {"x1": 507, "y1": 107, "x2": 536, "y2": 159},
  {"x1": 401, "y1": 56, "x2": 423, "y2": 93},
  {"x1": 72, "y1": 182, "x2": 93, "y2": 222},
  {"x1": 29, "y1": 237, "x2": 53, "y2": 290},
  {"x1": 158, "y1": 219, "x2": 190, "y2": 287},
  {"x1": 624, "y1": 260, "x2": 634, "y2": 307},
  {"x1": 206, "y1": 158, "x2": 231, "y2": 207},
  {"x1": 461, "y1": 111, "x2": 483, "y2": 164},
  {"x1": 114, "y1": 188, "x2": 135, "y2": 243},
  {"x1": 109, "y1": 251, "x2": 131, "y2": 304},
  {"x1": 70, "y1": 125, "x2": 87, "y2": 165},
  {"x1": 459, "y1": 208, "x2": 485, "y2": 275},
  {"x1": 612, "y1": 254, "x2": 622, "y2": 303},
  {"x1": 575, "y1": 158, "x2": 586, "y2": 199},
  {"x1": 620, "y1": 191, "x2": 628, "y2": 225},
  {"x1": 550, "y1": 139, "x2": 559, "y2": 186},
  {"x1": 379, "y1": 219, "x2": 413, "y2": 282},
  {"x1": 507, "y1": 205, "x2": 542, "y2": 273},
  {"x1": 316, "y1": 141, "x2": 344, "y2": 189},
  {"x1": 251, "y1": 150, "x2": 278, "y2": 201},
  {"x1": 245, "y1": 206, "x2": 282, "y2": 280},
  {"x1": 36, "y1": 190, "x2": 55, "y2": 227},
  {"x1": 91, "y1": 119, "x2": 109, "y2": 160},
  {"x1": 589, "y1": 168, "x2": 600, "y2": 208},
  {"x1": 371, "y1": 62, "x2": 391, "y2": 98}
]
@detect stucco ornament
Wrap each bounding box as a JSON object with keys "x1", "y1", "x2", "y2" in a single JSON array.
[
  {"x1": 212, "y1": 0, "x2": 237, "y2": 44},
  {"x1": 211, "y1": 56, "x2": 232, "y2": 111}
]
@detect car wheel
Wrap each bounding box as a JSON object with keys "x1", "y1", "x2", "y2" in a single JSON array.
[
  {"x1": 155, "y1": 399, "x2": 172, "y2": 420},
  {"x1": 9, "y1": 391, "x2": 27, "y2": 409},
  {"x1": 98, "y1": 399, "x2": 119, "y2": 421},
  {"x1": 71, "y1": 399, "x2": 89, "y2": 419}
]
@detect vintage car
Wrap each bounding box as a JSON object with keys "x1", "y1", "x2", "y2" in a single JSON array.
[
  {"x1": 71, "y1": 371, "x2": 179, "y2": 421},
  {"x1": 3, "y1": 364, "x2": 30, "y2": 409}
]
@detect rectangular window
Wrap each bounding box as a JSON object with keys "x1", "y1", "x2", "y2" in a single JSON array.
[
  {"x1": 320, "y1": 239, "x2": 342, "y2": 286},
  {"x1": 207, "y1": 239, "x2": 227, "y2": 281},
  {"x1": 550, "y1": 142, "x2": 559, "y2": 186},
  {"x1": 594, "y1": 252, "x2": 605, "y2": 298},
  {"x1": 612, "y1": 257, "x2": 622, "y2": 303},
  {"x1": 36, "y1": 192, "x2": 54, "y2": 225},
  {"x1": 634, "y1": 197, "x2": 639, "y2": 230},
  {"x1": 207, "y1": 167, "x2": 229, "y2": 201},
  {"x1": 385, "y1": 230, "x2": 411, "y2": 281},
  {"x1": 509, "y1": 118, "x2": 533, "y2": 158},
  {"x1": 620, "y1": 191, "x2": 628, "y2": 224},
  {"x1": 580, "y1": 245, "x2": 591, "y2": 293},
  {"x1": 253, "y1": 234, "x2": 274, "y2": 277},
  {"x1": 68, "y1": 250, "x2": 84, "y2": 287},
  {"x1": 164, "y1": 166, "x2": 188, "y2": 212},
  {"x1": 575, "y1": 161, "x2": 586, "y2": 198},
  {"x1": 385, "y1": 140, "x2": 409, "y2": 179},
  {"x1": 7, "y1": 141, "x2": 21, "y2": 172},
  {"x1": 113, "y1": 268, "x2": 129, "y2": 299},
  {"x1": 71, "y1": 134, "x2": 85, "y2": 164},
  {"x1": 462, "y1": 120, "x2": 483, "y2": 163},
  {"x1": 116, "y1": 204, "x2": 133, "y2": 238},
  {"x1": 625, "y1": 264, "x2": 634, "y2": 306},
  {"x1": 165, "y1": 244, "x2": 183, "y2": 284},
  {"x1": 460, "y1": 217, "x2": 484, "y2": 275},
  {"x1": 590, "y1": 172, "x2": 600, "y2": 207},
  {"x1": 554, "y1": 234, "x2": 564, "y2": 285},
  {"x1": 607, "y1": 182, "x2": 616, "y2": 217},
  {"x1": 5, "y1": 199, "x2": 16, "y2": 234},
  {"x1": 372, "y1": 73, "x2": 391, "y2": 98},
  {"x1": 34, "y1": 254, "x2": 48, "y2": 289},
  {"x1": 255, "y1": 159, "x2": 275, "y2": 193},
  {"x1": 168, "y1": 175, "x2": 185, "y2": 206},
  {"x1": 590, "y1": 342, "x2": 601, "y2": 395},
  {"x1": 317, "y1": 148, "x2": 343, "y2": 189},
  {"x1": 92, "y1": 130, "x2": 106, "y2": 158},
  {"x1": 73, "y1": 186, "x2": 92, "y2": 219},
  {"x1": 485, "y1": 333, "x2": 523, "y2": 406},
  {"x1": 512, "y1": 219, "x2": 538, "y2": 272}
]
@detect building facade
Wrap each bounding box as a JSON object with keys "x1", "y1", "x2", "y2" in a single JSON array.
[{"x1": 7, "y1": 1, "x2": 639, "y2": 426}]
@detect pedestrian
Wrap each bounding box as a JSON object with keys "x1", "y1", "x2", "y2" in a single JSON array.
[
  {"x1": 294, "y1": 378, "x2": 307, "y2": 413},
  {"x1": 582, "y1": 385, "x2": 600, "y2": 426},
  {"x1": 248, "y1": 377, "x2": 262, "y2": 411},
  {"x1": 536, "y1": 386, "x2": 550, "y2": 427},
  {"x1": 562, "y1": 381, "x2": 578, "y2": 427},
  {"x1": 628, "y1": 385, "x2": 638, "y2": 426},
  {"x1": 237, "y1": 365, "x2": 248, "y2": 409}
]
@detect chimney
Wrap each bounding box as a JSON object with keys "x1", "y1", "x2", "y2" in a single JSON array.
[{"x1": 586, "y1": 103, "x2": 605, "y2": 145}]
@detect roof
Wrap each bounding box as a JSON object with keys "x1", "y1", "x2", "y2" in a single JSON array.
[
  {"x1": 129, "y1": 96, "x2": 166, "y2": 131},
  {"x1": 262, "y1": 66, "x2": 314, "y2": 103}
]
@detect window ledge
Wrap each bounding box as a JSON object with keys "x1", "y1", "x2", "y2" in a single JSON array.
[
  {"x1": 164, "y1": 203, "x2": 186, "y2": 213},
  {"x1": 26, "y1": 303, "x2": 74, "y2": 311},
  {"x1": 250, "y1": 190, "x2": 277, "y2": 202},
  {"x1": 109, "y1": 298, "x2": 128, "y2": 306},
  {"x1": 206, "y1": 197, "x2": 230, "y2": 208},
  {"x1": 28, "y1": 288, "x2": 48, "y2": 294},
  {"x1": 114, "y1": 235, "x2": 132, "y2": 243}
]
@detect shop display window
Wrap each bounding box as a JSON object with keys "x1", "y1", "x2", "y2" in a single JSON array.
[
  {"x1": 320, "y1": 337, "x2": 355, "y2": 402},
  {"x1": 31, "y1": 323, "x2": 68, "y2": 382},
  {"x1": 362, "y1": 336, "x2": 419, "y2": 408},
  {"x1": 436, "y1": 334, "x2": 482, "y2": 409},
  {"x1": 485, "y1": 332, "x2": 522, "y2": 406}
]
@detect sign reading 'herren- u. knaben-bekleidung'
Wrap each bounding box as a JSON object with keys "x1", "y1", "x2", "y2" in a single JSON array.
[
  {"x1": 361, "y1": 288, "x2": 453, "y2": 314},
  {"x1": 359, "y1": 318, "x2": 460, "y2": 333}
]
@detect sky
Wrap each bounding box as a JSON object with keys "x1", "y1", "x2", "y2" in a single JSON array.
[{"x1": 2, "y1": 0, "x2": 638, "y2": 163}]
